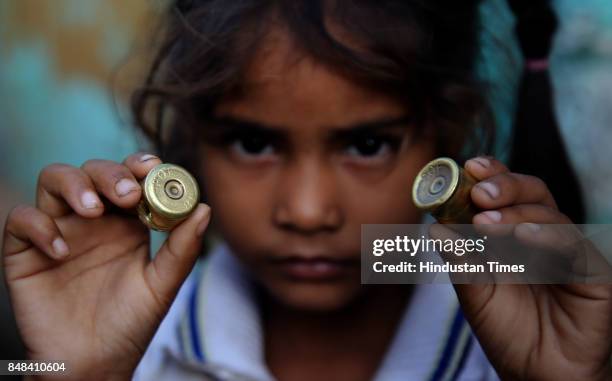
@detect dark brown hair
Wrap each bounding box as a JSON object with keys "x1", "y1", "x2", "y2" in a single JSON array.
[{"x1": 132, "y1": 0, "x2": 494, "y2": 173}]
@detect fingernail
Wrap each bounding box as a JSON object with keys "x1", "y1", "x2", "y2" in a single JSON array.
[
  {"x1": 477, "y1": 182, "x2": 500, "y2": 199},
  {"x1": 522, "y1": 222, "x2": 541, "y2": 233},
  {"x1": 479, "y1": 210, "x2": 502, "y2": 223},
  {"x1": 139, "y1": 154, "x2": 158, "y2": 162},
  {"x1": 52, "y1": 237, "x2": 70, "y2": 258},
  {"x1": 115, "y1": 179, "x2": 139, "y2": 197},
  {"x1": 195, "y1": 206, "x2": 210, "y2": 236},
  {"x1": 81, "y1": 191, "x2": 101, "y2": 209},
  {"x1": 472, "y1": 157, "x2": 490, "y2": 168}
]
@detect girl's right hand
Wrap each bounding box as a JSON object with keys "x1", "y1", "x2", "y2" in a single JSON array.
[{"x1": 2, "y1": 153, "x2": 211, "y2": 381}]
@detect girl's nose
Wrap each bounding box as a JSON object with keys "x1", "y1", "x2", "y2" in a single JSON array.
[{"x1": 272, "y1": 159, "x2": 343, "y2": 234}]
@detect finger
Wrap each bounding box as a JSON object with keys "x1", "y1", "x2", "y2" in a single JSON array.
[
  {"x1": 3, "y1": 205, "x2": 70, "y2": 261},
  {"x1": 428, "y1": 224, "x2": 527, "y2": 313},
  {"x1": 514, "y1": 223, "x2": 612, "y2": 282},
  {"x1": 472, "y1": 207, "x2": 577, "y2": 282},
  {"x1": 122, "y1": 152, "x2": 162, "y2": 180},
  {"x1": 36, "y1": 164, "x2": 104, "y2": 218},
  {"x1": 144, "y1": 204, "x2": 211, "y2": 307},
  {"x1": 513, "y1": 223, "x2": 576, "y2": 250},
  {"x1": 473, "y1": 205, "x2": 572, "y2": 236},
  {"x1": 54, "y1": 213, "x2": 148, "y2": 258},
  {"x1": 470, "y1": 173, "x2": 558, "y2": 211},
  {"x1": 516, "y1": 225, "x2": 612, "y2": 301},
  {"x1": 464, "y1": 156, "x2": 509, "y2": 181},
  {"x1": 81, "y1": 159, "x2": 142, "y2": 209}
]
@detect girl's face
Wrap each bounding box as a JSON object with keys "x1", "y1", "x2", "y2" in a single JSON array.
[{"x1": 199, "y1": 27, "x2": 435, "y2": 311}]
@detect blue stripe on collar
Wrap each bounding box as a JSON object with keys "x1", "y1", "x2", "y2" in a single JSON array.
[
  {"x1": 450, "y1": 335, "x2": 473, "y2": 381},
  {"x1": 188, "y1": 278, "x2": 204, "y2": 362},
  {"x1": 178, "y1": 259, "x2": 208, "y2": 365},
  {"x1": 429, "y1": 306, "x2": 473, "y2": 381}
]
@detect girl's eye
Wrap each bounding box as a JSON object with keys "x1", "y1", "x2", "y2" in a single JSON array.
[
  {"x1": 345, "y1": 136, "x2": 393, "y2": 158},
  {"x1": 231, "y1": 135, "x2": 275, "y2": 157}
]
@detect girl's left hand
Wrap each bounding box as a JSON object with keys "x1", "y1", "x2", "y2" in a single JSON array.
[{"x1": 452, "y1": 156, "x2": 612, "y2": 381}]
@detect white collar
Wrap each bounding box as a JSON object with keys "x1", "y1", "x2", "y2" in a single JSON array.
[{"x1": 137, "y1": 242, "x2": 481, "y2": 381}]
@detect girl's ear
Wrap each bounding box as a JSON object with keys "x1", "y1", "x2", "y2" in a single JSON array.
[{"x1": 507, "y1": 0, "x2": 585, "y2": 224}]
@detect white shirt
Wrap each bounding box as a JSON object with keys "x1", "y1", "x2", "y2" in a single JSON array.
[{"x1": 133, "y1": 243, "x2": 499, "y2": 381}]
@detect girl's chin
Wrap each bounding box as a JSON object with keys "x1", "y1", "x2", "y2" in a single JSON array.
[{"x1": 262, "y1": 280, "x2": 364, "y2": 313}]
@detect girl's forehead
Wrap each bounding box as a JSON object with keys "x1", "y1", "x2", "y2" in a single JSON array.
[{"x1": 216, "y1": 26, "x2": 407, "y2": 130}]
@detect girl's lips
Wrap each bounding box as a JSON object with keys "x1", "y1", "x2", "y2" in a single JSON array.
[{"x1": 273, "y1": 257, "x2": 358, "y2": 281}]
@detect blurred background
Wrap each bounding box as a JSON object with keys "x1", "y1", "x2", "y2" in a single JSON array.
[
  {"x1": 0, "y1": 0, "x2": 165, "y2": 369},
  {"x1": 0, "y1": 0, "x2": 611, "y2": 373}
]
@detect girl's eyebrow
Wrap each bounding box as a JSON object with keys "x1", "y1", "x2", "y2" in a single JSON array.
[
  {"x1": 204, "y1": 115, "x2": 414, "y2": 136},
  {"x1": 200, "y1": 116, "x2": 284, "y2": 139}
]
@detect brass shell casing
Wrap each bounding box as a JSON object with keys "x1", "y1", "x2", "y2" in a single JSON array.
[
  {"x1": 137, "y1": 164, "x2": 200, "y2": 231},
  {"x1": 412, "y1": 157, "x2": 477, "y2": 224}
]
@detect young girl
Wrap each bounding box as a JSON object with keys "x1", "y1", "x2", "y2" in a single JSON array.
[{"x1": 3, "y1": 1, "x2": 611, "y2": 380}]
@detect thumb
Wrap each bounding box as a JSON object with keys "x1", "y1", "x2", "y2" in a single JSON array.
[
  {"x1": 427, "y1": 223, "x2": 499, "y2": 319},
  {"x1": 145, "y1": 203, "x2": 211, "y2": 306}
]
